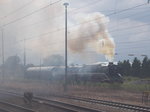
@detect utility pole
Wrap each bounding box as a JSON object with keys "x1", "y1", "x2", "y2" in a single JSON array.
[
  {"x1": 1, "y1": 28, "x2": 5, "y2": 81},
  {"x1": 39, "y1": 54, "x2": 41, "y2": 76},
  {"x1": 1, "y1": 29, "x2": 4, "y2": 66},
  {"x1": 63, "y1": 2, "x2": 69, "y2": 92},
  {"x1": 24, "y1": 39, "x2": 26, "y2": 67},
  {"x1": 23, "y1": 39, "x2": 26, "y2": 77}
]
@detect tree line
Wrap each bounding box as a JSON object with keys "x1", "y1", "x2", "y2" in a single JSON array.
[
  {"x1": 1, "y1": 55, "x2": 150, "y2": 78},
  {"x1": 0, "y1": 54, "x2": 65, "y2": 76},
  {"x1": 118, "y1": 57, "x2": 150, "y2": 78}
]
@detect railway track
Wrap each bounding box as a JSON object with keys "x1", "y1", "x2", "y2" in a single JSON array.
[
  {"x1": 0, "y1": 89, "x2": 150, "y2": 112},
  {"x1": 0, "y1": 89, "x2": 104, "y2": 112},
  {"x1": 34, "y1": 96, "x2": 104, "y2": 112},
  {"x1": 48, "y1": 93, "x2": 150, "y2": 112},
  {"x1": 0, "y1": 100, "x2": 35, "y2": 112},
  {"x1": 0, "y1": 108, "x2": 11, "y2": 112}
]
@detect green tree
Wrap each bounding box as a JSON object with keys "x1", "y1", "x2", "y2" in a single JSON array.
[
  {"x1": 117, "y1": 61, "x2": 123, "y2": 75},
  {"x1": 5, "y1": 55, "x2": 20, "y2": 69},
  {"x1": 124, "y1": 60, "x2": 131, "y2": 76},
  {"x1": 132, "y1": 57, "x2": 141, "y2": 77},
  {"x1": 141, "y1": 56, "x2": 150, "y2": 78},
  {"x1": 147, "y1": 60, "x2": 150, "y2": 78},
  {"x1": 4, "y1": 55, "x2": 24, "y2": 76},
  {"x1": 118, "y1": 60, "x2": 131, "y2": 76}
]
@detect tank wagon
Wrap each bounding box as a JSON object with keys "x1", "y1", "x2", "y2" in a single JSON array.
[{"x1": 25, "y1": 62, "x2": 123, "y2": 83}]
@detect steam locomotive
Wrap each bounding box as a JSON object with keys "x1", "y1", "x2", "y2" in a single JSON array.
[{"x1": 25, "y1": 62, "x2": 123, "y2": 83}]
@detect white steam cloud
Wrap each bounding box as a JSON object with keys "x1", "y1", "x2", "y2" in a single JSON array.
[
  {"x1": 68, "y1": 12, "x2": 115, "y2": 61},
  {"x1": 25, "y1": 10, "x2": 115, "y2": 62}
]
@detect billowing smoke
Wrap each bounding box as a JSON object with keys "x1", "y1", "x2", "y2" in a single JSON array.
[{"x1": 68, "y1": 12, "x2": 115, "y2": 61}]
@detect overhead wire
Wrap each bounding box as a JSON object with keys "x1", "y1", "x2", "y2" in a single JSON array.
[
  {"x1": 5, "y1": 20, "x2": 150, "y2": 56},
  {"x1": 7, "y1": 20, "x2": 150, "y2": 54},
  {"x1": 13, "y1": 2, "x2": 149, "y2": 36},
  {"x1": 12, "y1": 11, "x2": 150, "y2": 42},
  {"x1": 0, "y1": 1, "x2": 148, "y2": 37},
  {"x1": 1, "y1": 0, "x2": 148, "y2": 29},
  {"x1": 5, "y1": 0, "x2": 104, "y2": 31},
  {"x1": 2, "y1": 0, "x2": 148, "y2": 39},
  {"x1": 109, "y1": 13, "x2": 150, "y2": 30},
  {"x1": 109, "y1": 23, "x2": 150, "y2": 33},
  {"x1": 69, "y1": 2, "x2": 148, "y2": 29},
  {"x1": 0, "y1": 0, "x2": 63, "y2": 28},
  {"x1": 10, "y1": 9, "x2": 150, "y2": 45},
  {"x1": 69, "y1": 0, "x2": 103, "y2": 13},
  {"x1": 11, "y1": 29, "x2": 150, "y2": 54},
  {"x1": 15, "y1": 6, "x2": 150, "y2": 38},
  {"x1": 1, "y1": 1, "x2": 150, "y2": 58},
  {"x1": 0, "y1": 0, "x2": 103, "y2": 28},
  {"x1": 15, "y1": 21, "x2": 150, "y2": 44},
  {"x1": 0, "y1": 0, "x2": 35, "y2": 20}
]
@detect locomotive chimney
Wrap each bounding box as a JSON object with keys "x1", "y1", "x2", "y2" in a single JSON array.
[{"x1": 108, "y1": 62, "x2": 113, "y2": 65}]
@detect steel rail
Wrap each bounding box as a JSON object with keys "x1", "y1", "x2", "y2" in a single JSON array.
[
  {"x1": 49, "y1": 93, "x2": 150, "y2": 112},
  {"x1": 0, "y1": 100, "x2": 35, "y2": 112},
  {"x1": 0, "y1": 91, "x2": 77, "y2": 112},
  {"x1": 1, "y1": 89, "x2": 150, "y2": 111},
  {"x1": 0, "y1": 108, "x2": 11, "y2": 112},
  {"x1": 34, "y1": 96, "x2": 104, "y2": 112},
  {"x1": 0, "y1": 89, "x2": 104, "y2": 112}
]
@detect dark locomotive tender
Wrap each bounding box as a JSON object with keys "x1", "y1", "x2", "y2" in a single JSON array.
[{"x1": 26, "y1": 62, "x2": 123, "y2": 83}]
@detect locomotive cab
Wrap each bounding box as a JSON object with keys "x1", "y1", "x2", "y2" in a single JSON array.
[{"x1": 108, "y1": 62, "x2": 123, "y2": 83}]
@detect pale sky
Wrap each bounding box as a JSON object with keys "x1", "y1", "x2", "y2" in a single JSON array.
[{"x1": 0, "y1": 0, "x2": 150, "y2": 65}]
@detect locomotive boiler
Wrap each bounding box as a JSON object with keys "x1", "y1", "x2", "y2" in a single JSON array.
[{"x1": 25, "y1": 62, "x2": 123, "y2": 83}]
